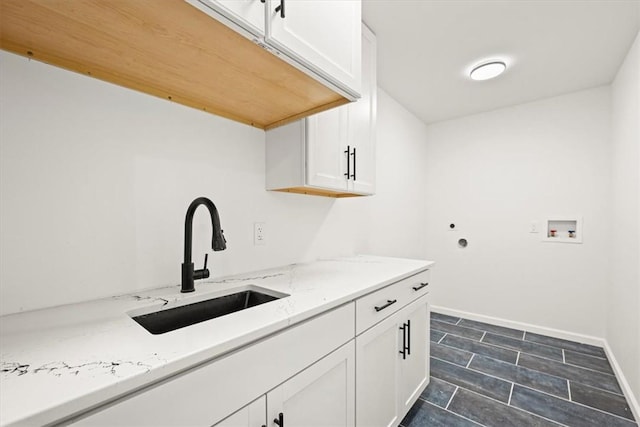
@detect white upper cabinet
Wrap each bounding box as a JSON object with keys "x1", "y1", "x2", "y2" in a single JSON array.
[
  {"x1": 188, "y1": 0, "x2": 361, "y2": 99},
  {"x1": 347, "y1": 25, "x2": 376, "y2": 194},
  {"x1": 306, "y1": 106, "x2": 351, "y2": 191},
  {"x1": 266, "y1": 0, "x2": 361, "y2": 97},
  {"x1": 266, "y1": 24, "x2": 376, "y2": 198}
]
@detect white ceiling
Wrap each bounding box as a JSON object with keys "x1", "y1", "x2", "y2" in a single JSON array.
[{"x1": 362, "y1": 0, "x2": 640, "y2": 124}]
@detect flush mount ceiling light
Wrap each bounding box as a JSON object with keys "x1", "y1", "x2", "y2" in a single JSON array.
[{"x1": 469, "y1": 61, "x2": 507, "y2": 81}]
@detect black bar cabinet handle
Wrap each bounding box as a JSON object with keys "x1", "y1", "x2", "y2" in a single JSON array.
[
  {"x1": 274, "y1": 412, "x2": 284, "y2": 427},
  {"x1": 351, "y1": 147, "x2": 356, "y2": 180},
  {"x1": 400, "y1": 324, "x2": 406, "y2": 359},
  {"x1": 412, "y1": 282, "x2": 429, "y2": 291},
  {"x1": 374, "y1": 299, "x2": 397, "y2": 312},
  {"x1": 275, "y1": 0, "x2": 285, "y2": 18},
  {"x1": 406, "y1": 319, "x2": 411, "y2": 355},
  {"x1": 344, "y1": 146, "x2": 350, "y2": 179}
]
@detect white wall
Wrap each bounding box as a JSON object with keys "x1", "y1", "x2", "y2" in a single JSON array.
[
  {"x1": 423, "y1": 87, "x2": 612, "y2": 338},
  {"x1": 366, "y1": 90, "x2": 429, "y2": 259},
  {"x1": 609, "y1": 31, "x2": 640, "y2": 405},
  {"x1": 0, "y1": 51, "x2": 429, "y2": 316}
]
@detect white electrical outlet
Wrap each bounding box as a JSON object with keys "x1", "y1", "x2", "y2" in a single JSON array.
[
  {"x1": 254, "y1": 222, "x2": 266, "y2": 245},
  {"x1": 530, "y1": 221, "x2": 539, "y2": 233}
]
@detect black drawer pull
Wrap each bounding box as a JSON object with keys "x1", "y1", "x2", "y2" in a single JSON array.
[
  {"x1": 275, "y1": 0, "x2": 285, "y2": 18},
  {"x1": 406, "y1": 319, "x2": 411, "y2": 355},
  {"x1": 274, "y1": 412, "x2": 284, "y2": 427},
  {"x1": 374, "y1": 299, "x2": 397, "y2": 312},
  {"x1": 412, "y1": 282, "x2": 429, "y2": 291},
  {"x1": 351, "y1": 147, "x2": 356, "y2": 180},
  {"x1": 399, "y1": 323, "x2": 407, "y2": 359},
  {"x1": 344, "y1": 145, "x2": 351, "y2": 179}
]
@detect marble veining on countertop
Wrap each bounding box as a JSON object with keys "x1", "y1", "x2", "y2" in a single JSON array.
[{"x1": 0, "y1": 255, "x2": 432, "y2": 426}]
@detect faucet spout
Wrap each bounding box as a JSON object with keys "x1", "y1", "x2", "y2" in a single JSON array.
[{"x1": 181, "y1": 197, "x2": 226, "y2": 293}]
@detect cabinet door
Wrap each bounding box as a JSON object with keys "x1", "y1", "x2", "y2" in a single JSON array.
[
  {"x1": 398, "y1": 298, "x2": 430, "y2": 415},
  {"x1": 192, "y1": 0, "x2": 265, "y2": 37},
  {"x1": 214, "y1": 396, "x2": 266, "y2": 427},
  {"x1": 266, "y1": 0, "x2": 361, "y2": 97},
  {"x1": 355, "y1": 310, "x2": 403, "y2": 427},
  {"x1": 267, "y1": 341, "x2": 355, "y2": 427},
  {"x1": 306, "y1": 106, "x2": 349, "y2": 191},
  {"x1": 348, "y1": 24, "x2": 376, "y2": 195}
]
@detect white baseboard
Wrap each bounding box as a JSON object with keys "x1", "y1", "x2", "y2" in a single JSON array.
[{"x1": 431, "y1": 305, "x2": 640, "y2": 421}]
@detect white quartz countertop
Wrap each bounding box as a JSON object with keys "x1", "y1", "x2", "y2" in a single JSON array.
[{"x1": 0, "y1": 255, "x2": 433, "y2": 426}]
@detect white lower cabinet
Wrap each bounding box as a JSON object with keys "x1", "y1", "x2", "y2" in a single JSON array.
[
  {"x1": 214, "y1": 342, "x2": 355, "y2": 427},
  {"x1": 398, "y1": 300, "x2": 430, "y2": 416},
  {"x1": 267, "y1": 342, "x2": 355, "y2": 427},
  {"x1": 356, "y1": 295, "x2": 430, "y2": 427},
  {"x1": 355, "y1": 309, "x2": 402, "y2": 427}
]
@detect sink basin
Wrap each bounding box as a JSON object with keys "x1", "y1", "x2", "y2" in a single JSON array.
[{"x1": 131, "y1": 289, "x2": 284, "y2": 335}]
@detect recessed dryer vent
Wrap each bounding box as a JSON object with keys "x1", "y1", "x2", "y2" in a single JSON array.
[{"x1": 543, "y1": 217, "x2": 583, "y2": 243}]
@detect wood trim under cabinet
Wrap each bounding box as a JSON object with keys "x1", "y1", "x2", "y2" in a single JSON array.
[
  {"x1": 271, "y1": 187, "x2": 366, "y2": 198},
  {"x1": 0, "y1": 0, "x2": 349, "y2": 129}
]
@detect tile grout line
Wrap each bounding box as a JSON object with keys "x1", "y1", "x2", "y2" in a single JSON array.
[
  {"x1": 437, "y1": 333, "x2": 447, "y2": 344},
  {"x1": 567, "y1": 380, "x2": 572, "y2": 401},
  {"x1": 515, "y1": 351, "x2": 521, "y2": 366},
  {"x1": 466, "y1": 353, "x2": 476, "y2": 368},
  {"x1": 480, "y1": 331, "x2": 487, "y2": 342},
  {"x1": 445, "y1": 386, "x2": 459, "y2": 410},
  {"x1": 455, "y1": 318, "x2": 462, "y2": 325},
  {"x1": 562, "y1": 349, "x2": 566, "y2": 363},
  {"x1": 507, "y1": 382, "x2": 514, "y2": 406}
]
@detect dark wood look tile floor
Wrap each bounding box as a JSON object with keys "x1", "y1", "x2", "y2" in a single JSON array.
[{"x1": 401, "y1": 312, "x2": 638, "y2": 427}]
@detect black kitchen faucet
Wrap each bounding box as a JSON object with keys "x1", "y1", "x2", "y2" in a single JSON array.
[{"x1": 181, "y1": 197, "x2": 226, "y2": 293}]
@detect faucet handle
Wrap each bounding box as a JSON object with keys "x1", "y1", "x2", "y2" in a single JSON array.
[{"x1": 193, "y1": 254, "x2": 210, "y2": 280}]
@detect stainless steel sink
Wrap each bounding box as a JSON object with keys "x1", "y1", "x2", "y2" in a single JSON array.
[{"x1": 131, "y1": 288, "x2": 285, "y2": 335}]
